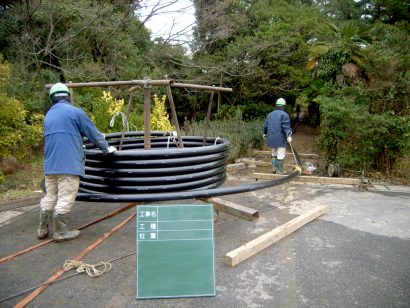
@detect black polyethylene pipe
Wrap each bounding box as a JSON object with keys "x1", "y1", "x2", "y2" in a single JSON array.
[{"x1": 77, "y1": 131, "x2": 301, "y2": 202}]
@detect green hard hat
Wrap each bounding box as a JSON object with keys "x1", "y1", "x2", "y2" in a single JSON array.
[
  {"x1": 276, "y1": 98, "x2": 286, "y2": 106},
  {"x1": 49, "y1": 83, "x2": 70, "y2": 97}
]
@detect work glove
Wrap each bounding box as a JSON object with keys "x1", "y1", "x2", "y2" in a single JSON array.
[
  {"x1": 108, "y1": 146, "x2": 117, "y2": 154},
  {"x1": 287, "y1": 136, "x2": 292, "y2": 143},
  {"x1": 263, "y1": 134, "x2": 266, "y2": 140}
]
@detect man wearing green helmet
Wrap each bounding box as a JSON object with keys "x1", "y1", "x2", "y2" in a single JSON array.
[
  {"x1": 37, "y1": 82, "x2": 117, "y2": 242},
  {"x1": 263, "y1": 98, "x2": 292, "y2": 174}
]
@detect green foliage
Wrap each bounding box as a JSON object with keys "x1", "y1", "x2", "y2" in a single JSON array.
[
  {"x1": 317, "y1": 94, "x2": 410, "y2": 174},
  {"x1": 0, "y1": 94, "x2": 44, "y2": 160},
  {"x1": 184, "y1": 113, "x2": 265, "y2": 162},
  {"x1": 0, "y1": 0, "x2": 152, "y2": 112},
  {"x1": 0, "y1": 0, "x2": 407, "y2": 183},
  {"x1": 0, "y1": 94, "x2": 26, "y2": 158},
  {"x1": 216, "y1": 102, "x2": 273, "y2": 121},
  {"x1": 193, "y1": 0, "x2": 322, "y2": 109},
  {"x1": 308, "y1": 21, "x2": 374, "y2": 82},
  {"x1": 364, "y1": 21, "x2": 410, "y2": 116},
  {"x1": 0, "y1": 57, "x2": 43, "y2": 160}
]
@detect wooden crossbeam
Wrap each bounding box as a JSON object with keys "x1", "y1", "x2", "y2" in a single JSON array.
[
  {"x1": 225, "y1": 205, "x2": 327, "y2": 267},
  {"x1": 252, "y1": 173, "x2": 361, "y2": 185},
  {"x1": 251, "y1": 150, "x2": 319, "y2": 158},
  {"x1": 200, "y1": 197, "x2": 259, "y2": 221}
]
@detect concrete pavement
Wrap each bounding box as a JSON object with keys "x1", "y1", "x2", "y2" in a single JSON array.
[{"x1": 0, "y1": 178, "x2": 409, "y2": 307}]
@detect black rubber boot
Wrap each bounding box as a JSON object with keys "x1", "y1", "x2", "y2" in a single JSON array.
[
  {"x1": 53, "y1": 213, "x2": 80, "y2": 242},
  {"x1": 271, "y1": 156, "x2": 278, "y2": 174},
  {"x1": 37, "y1": 209, "x2": 52, "y2": 239},
  {"x1": 276, "y1": 159, "x2": 284, "y2": 175}
]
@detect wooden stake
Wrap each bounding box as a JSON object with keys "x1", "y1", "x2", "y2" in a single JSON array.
[
  {"x1": 143, "y1": 79, "x2": 151, "y2": 149},
  {"x1": 166, "y1": 86, "x2": 184, "y2": 148},
  {"x1": 203, "y1": 91, "x2": 215, "y2": 145},
  {"x1": 225, "y1": 205, "x2": 327, "y2": 267}
]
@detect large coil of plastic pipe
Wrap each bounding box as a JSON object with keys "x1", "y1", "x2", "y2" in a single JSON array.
[
  {"x1": 75, "y1": 131, "x2": 301, "y2": 202},
  {"x1": 80, "y1": 131, "x2": 230, "y2": 195}
]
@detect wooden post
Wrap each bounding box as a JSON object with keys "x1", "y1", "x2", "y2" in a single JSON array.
[
  {"x1": 166, "y1": 86, "x2": 184, "y2": 148},
  {"x1": 203, "y1": 90, "x2": 215, "y2": 145},
  {"x1": 69, "y1": 81, "x2": 74, "y2": 105},
  {"x1": 225, "y1": 205, "x2": 327, "y2": 267},
  {"x1": 143, "y1": 78, "x2": 151, "y2": 149}
]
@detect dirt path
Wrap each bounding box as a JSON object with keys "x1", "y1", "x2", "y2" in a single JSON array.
[{"x1": 249, "y1": 123, "x2": 326, "y2": 176}]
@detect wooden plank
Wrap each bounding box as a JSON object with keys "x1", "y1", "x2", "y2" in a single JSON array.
[
  {"x1": 200, "y1": 198, "x2": 259, "y2": 221},
  {"x1": 252, "y1": 173, "x2": 361, "y2": 185},
  {"x1": 225, "y1": 205, "x2": 327, "y2": 267},
  {"x1": 236, "y1": 159, "x2": 271, "y2": 167},
  {"x1": 252, "y1": 150, "x2": 319, "y2": 158}
]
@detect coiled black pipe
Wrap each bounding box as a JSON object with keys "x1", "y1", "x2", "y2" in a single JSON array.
[{"x1": 74, "y1": 131, "x2": 302, "y2": 202}]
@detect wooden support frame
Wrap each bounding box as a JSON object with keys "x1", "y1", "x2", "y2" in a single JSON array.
[
  {"x1": 200, "y1": 197, "x2": 259, "y2": 221},
  {"x1": 252, "y1": 173, "x2": 361, "y2": 186},
  {"x1": 225, "y1": 205, "x2": 327, "y2": 267},
  {"x1": 46, "y1": 80, "x2": 232, "y2": 151}
]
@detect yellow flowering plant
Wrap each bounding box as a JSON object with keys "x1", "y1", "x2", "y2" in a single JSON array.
[
  {"x1": 91, "y1": 91, "x2": 125, "y2": 133},
  {"x1": 150, "y1": 94, "x2": 175, "y2": 131}
]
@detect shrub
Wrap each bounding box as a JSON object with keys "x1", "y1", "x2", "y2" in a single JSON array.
[
  {"x1": 184, "y1": 112, "x2": 264, "y2": 162},
  {"x1": 89, "y1": 91, "x2": 126, "y2": 133},
  {"x1": 0, "y1": 94, "x2": 26, "y2": 158},
  {"x1": 317, "y1": 95, "x2": 410, "y2": 175},
  {"x1": 0, "y1": 55, "x2": 44, "y2": 163}
]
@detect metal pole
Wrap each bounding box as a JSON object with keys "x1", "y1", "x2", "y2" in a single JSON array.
[
  {"x1": 166, "y1": 86, "x2": 184, "y2": 148},
  {"x1": 143, "y1": 78, "x2": 151, "y2": 149}
]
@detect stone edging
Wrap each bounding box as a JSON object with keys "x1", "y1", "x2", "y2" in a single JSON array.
[{"x1": 0, "y1": 193, "x2": 44, "y2": 212}]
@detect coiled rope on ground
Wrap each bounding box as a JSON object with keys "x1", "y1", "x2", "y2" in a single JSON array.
[{"x1": 63, "y1": 260, "x2": 112, "y2": 278}]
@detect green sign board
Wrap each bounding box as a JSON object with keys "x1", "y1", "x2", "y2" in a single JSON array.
[{"x1": 136, "y1": 204, "x2": 216, "y2": 299}]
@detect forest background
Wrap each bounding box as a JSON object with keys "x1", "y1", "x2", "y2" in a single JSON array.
[{"x1": 0, "y1": 0, "x2": 409, "y2": 194}]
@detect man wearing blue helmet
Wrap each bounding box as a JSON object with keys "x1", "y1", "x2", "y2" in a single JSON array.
[
  {"x1": 263, "y1": 98, "x2": 292, "y2": 174},
  {"x1": 37, "y1": 83, "x2": 117, "y2": 242}
]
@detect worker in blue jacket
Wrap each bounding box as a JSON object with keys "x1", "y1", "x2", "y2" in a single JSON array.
[
  {"x1": 37, "y1": 83, "x2": 117, "y2": 242},
  {"x1": 263, "y1": 98, "x2": 292, "y2": 174}
]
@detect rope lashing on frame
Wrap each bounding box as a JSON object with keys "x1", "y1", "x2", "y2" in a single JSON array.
[{"x1": 63, "y1": 260, "x2": 112, "y2": 278}]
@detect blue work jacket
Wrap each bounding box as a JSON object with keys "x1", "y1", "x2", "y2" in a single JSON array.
[
  {"x1": 263, "y1": 108, "x2": 292, "y2": 148},
  {"x1": 43, "y1": 100, "x2": 109, "y2": 176}
]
